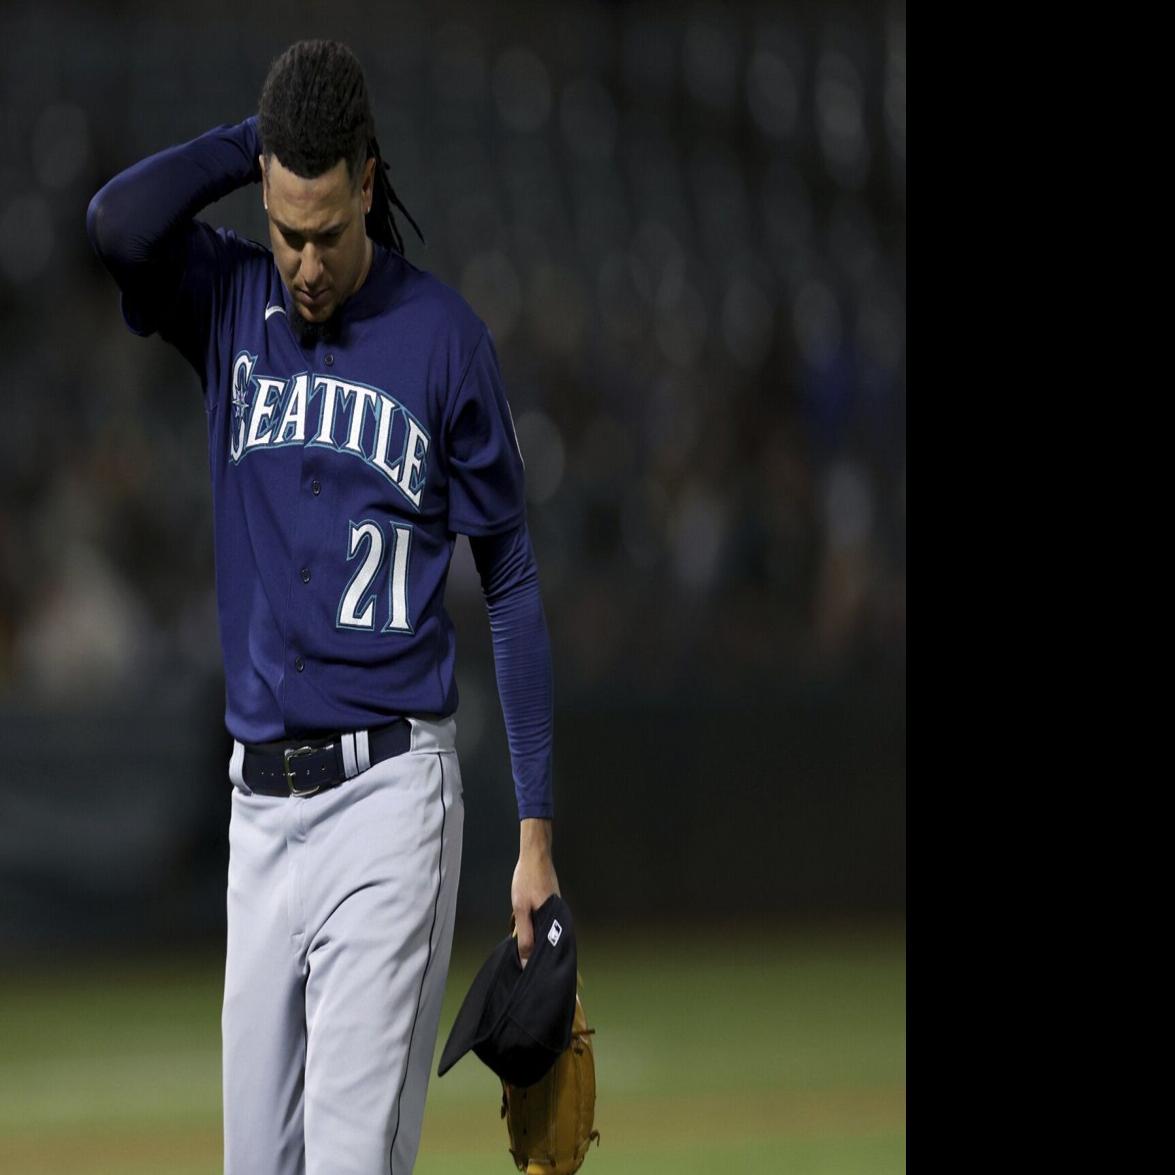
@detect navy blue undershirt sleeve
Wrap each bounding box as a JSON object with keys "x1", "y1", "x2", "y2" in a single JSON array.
[
  {"x1": 85, "y1": 118, "x2": 263, "y2": 373},
  {"x1": 468, "y1": 523, "x2": 555, "y2": 821}
]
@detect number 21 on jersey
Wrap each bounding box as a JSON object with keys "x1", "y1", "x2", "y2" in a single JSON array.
[{"x1": 337, "y1": 520, "x2": 413, "y2": 634}]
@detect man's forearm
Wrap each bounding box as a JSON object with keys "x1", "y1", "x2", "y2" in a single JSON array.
[
  {"x1": 469, "y1": 524, "x2": 555, "y2": 821},
  {"x1": 86, "y1": 117, "x2": 262, "y2": 280}
]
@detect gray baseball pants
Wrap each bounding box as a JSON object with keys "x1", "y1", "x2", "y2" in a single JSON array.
[{"x1": 222, "y1": 716, "x2": 463, "y2": 1175}]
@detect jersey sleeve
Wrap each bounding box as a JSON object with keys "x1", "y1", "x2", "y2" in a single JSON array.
[
  {"x1": 86, "y1": 117, "x2": 263, "y2": 391},
  {"x1": 444, "y1": 328, "x2": 527, "y2": 537},
  {"x1": 119, "y1": 221, "x2": 242, "y2": 382}
]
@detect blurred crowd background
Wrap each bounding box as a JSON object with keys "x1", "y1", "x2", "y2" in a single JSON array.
[{"x1": 0, "y1": 0, "x2": 904, "y2": 951}]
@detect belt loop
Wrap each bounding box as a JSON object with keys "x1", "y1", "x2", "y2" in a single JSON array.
[
  {"x1": 356, "y1": 729, "x2": 371, "y2": 773},
  {"x1": 229, "y1": 740, "x2": 248, "y2": 792},
  {"x1": 341, "y1": 731, "x2": 358, "y2": 779}
]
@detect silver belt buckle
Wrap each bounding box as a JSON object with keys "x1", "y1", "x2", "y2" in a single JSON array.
[{"x1": 284, "y1": 745, "x2": 320, "y2": 797}]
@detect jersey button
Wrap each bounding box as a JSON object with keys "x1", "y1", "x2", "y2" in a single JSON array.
[
  {"x1": 311, "y1": 480, "x2": 321, "y2": 496},
  {"x1": 324, "y1": 352, "x2": 334, "y2": 366},
  {"x1": 294, "y1": 656, "x2": 305, "y2": 673},
  {"x1": 300, "y1": 567, "x2": 311, "y2": 583}
]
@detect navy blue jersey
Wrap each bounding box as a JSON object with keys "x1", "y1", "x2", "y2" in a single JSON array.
[{"x1": 123, "y1": 225, "x2": 526, "y2": 744}]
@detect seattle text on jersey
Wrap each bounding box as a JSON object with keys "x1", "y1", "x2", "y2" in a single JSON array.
[{"x1": 229, "y1": 349, "x2": 431, "y2": 510}]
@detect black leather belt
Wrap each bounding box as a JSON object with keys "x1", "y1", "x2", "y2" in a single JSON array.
[{"x1": 242, "y1": 719, "x2": 411, "y2": 797}]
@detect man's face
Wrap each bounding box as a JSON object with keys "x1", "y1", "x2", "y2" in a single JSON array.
[{"x1": 261, "y1": 153, "x2": 375, "y2": 324}]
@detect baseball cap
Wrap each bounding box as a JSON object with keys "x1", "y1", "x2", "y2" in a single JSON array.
[{"x1": 437, "y1": 892, "x2": 577, "y2": 1088}]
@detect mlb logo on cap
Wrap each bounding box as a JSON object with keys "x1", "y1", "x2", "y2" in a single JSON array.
[{"x1": 438, "y1": 894, "x2": 577, "y2": 1088}]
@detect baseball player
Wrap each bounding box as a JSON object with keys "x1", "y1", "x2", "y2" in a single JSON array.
[{"x1": 85, "y1": 40, "x2": 559, "y2": 1175}]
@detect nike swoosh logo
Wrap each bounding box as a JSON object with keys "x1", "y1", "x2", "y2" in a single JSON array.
[{"x1": 265, "y1": 305, "x2": 286, "y2": 320}]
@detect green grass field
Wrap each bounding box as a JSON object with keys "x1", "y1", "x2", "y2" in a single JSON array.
[{"x1": 0, "y1": 923, "x2": 904, "y2": 1174}]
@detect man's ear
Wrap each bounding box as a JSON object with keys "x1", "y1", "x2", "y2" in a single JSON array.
[{"x1": 362, "y1": 156, "x2": 376, "y2": 213}]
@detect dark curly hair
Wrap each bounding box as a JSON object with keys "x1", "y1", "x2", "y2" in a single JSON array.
[{"x1": 258, "y1": 39, "x2": 423, "y2": 254}]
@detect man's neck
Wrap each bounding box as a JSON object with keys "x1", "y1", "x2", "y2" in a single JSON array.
[
  {"x1": 350, "y1": 236, "x2": 375, "y2": 301},
  {"x1": 291, "y1": 297, "x2": 343, "y2": 344}
]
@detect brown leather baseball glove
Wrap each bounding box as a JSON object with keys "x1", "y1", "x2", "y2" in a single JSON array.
[{"x1": 500, "y1": 980, "x2": 600, "y2": 1174}]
